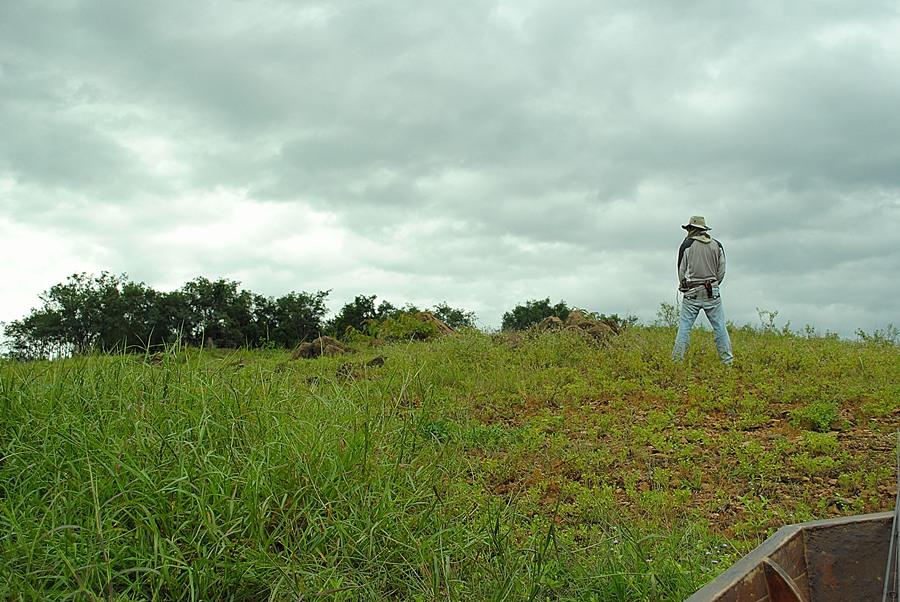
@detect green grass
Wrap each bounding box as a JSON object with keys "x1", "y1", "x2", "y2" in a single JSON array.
[{"x1": 1, "y1": 325, "x2": 898, "y2": 600}]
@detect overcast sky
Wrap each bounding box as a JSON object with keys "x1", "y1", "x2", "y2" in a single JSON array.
[{"x1": 2, "y1": 1, "x2": 898, "y2": 339}]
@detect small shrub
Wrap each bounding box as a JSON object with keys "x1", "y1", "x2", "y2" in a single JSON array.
[
  {"x1": 790, "y1": 400, "x2": 839, "y2": 433},
  {"x1": 654, "y1": 302, "x2": 679, "y2": 328},
  {"x1": 801, "y1": 431, "x2": 839, "y2": 454},
  {"x1": 375, "y1": 313, "x2": 441, "y2": 340}
]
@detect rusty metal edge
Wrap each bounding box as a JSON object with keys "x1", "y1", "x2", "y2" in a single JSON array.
[{"x1": 685, "y1": 512, "x2": 894, "y2": 602}]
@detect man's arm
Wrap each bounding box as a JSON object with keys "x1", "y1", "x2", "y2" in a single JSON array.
[
  {"x1": 677, "y1": 239, "x2": 692, "y2": 287},
  {"x1": 716, "y1": 241, "x2": 726, "y2": 284}
]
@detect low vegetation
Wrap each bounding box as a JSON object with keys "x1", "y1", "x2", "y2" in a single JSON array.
[{"x1": 1, "y1": 321, "x2": 898, "y2": 600}]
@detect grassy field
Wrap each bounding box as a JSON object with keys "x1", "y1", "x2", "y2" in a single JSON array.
[{"x1": 1, "y1": 324, "x2": 899, "y2": 600}]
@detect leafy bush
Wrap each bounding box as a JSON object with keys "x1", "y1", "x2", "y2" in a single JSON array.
[
  {"x1": 373, "y1": 313, "x2": 442, "y2": 340},
  {"x1": 790, "y1": 399, "x2": 840, "y2": 432},
  {"x1": 655, "y1": 301, "x2": 679, "y2": 328}
]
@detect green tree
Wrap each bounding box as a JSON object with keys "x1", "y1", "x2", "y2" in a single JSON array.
[
  {"x1": 327, "y1": 294, "x2": 379, "y2": 338},
  {"x1": 592, "y1": 312, "x2": 640, "y2": 328},
  {"x1": 501, "y1": 298, "x2": 571, "y2": 331},
  {"x1": 3, "y1": 309, "x2": 67, "y2": 359},
  {"x1": 39, "y1": 272, "x2": 107, "y2": 353},
  {"x1": 2, "y1": 273, "x2": 330, "y2": 357},
  {"x1": 257, "y1": 290, "x2": 330, "y2": 348},
  {"x1": 93, "y1": 278, "x2": 166, "y2": 350},
  {"x1": 179, "y1": 277, "x2": 260, "y2": 348},
  {"x1": 2, "y1": 272, "x2": 174, "y2": 357},
  {"x1": 143, "y1": 290, "x2": 193, "y2": 347},
  {"x1": 432, "y1": 302, "x2": 476, "y2": 329}
]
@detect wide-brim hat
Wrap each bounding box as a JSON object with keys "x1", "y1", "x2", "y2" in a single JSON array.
[{"x1": 682, "y1": 215, "x2": 710, "y2": 230}]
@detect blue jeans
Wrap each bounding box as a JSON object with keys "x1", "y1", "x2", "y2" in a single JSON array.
[{"x1": 672, "y1": 287, "x2": 734, "y2": 364}]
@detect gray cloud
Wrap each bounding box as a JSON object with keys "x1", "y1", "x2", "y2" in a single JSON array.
[{"x1": 1, "y1": 0, "x2": 899, "y2": 337}]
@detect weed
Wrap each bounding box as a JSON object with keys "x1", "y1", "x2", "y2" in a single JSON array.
[
  {"x1": 856, "y1": 324, "x2": 899, "y2": 346},
  {"x1": 790, "y1": 399, "x2": 840, "y2": 432},
  {"x1": 655, "y1": 301, "x2": 679, "y2": 328},
  {"x1": 801, "y1": 431, "x2": 839, "y2": 455}
]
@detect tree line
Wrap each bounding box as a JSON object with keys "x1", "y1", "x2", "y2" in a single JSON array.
[{"x1": 2, "y1": 272, "x2": 634, "y2": 359}]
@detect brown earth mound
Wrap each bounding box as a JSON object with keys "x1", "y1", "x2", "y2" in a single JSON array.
[
  {"x1": 291, "y1": 336, "x2": 354, "y2": 360},
  {"x1": 534, "y1": 316, "x2": 565, "y2": 330},
  {"x1": 414, "y1": 312, "x2": 455, "y2": 336},
  {"x1": 532, "y1": 310, "x2": 624, "y2": 344}
]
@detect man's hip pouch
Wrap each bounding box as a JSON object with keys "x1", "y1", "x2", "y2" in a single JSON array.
[{"x1": 684, "y1": 282, "x2": 720, "y2": 300}]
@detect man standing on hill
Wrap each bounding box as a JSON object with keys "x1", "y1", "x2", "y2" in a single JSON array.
[{"x1": 672, "y1": 215, "x2": 734, "y2": 365}]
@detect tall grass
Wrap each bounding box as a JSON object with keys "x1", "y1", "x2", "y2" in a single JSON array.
[
  {"x1": 1, "y1": 325, "x2": 897, "y2": 600},
  {"x1": 0, "y1": 349, "x2": 481, "y2": 600}
]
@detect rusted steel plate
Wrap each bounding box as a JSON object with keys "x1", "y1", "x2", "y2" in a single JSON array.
[
  {"x1": 686, "y1": 512, "x2": 893, "y2": 602},
  {"x1": 804, "y1": 513, "x2": 893, "y2": 601}
]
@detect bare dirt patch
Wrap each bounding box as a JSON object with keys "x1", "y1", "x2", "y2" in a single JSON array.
[{"x1": 474, "y1": 389, "x2": 900, "y2": 541}]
